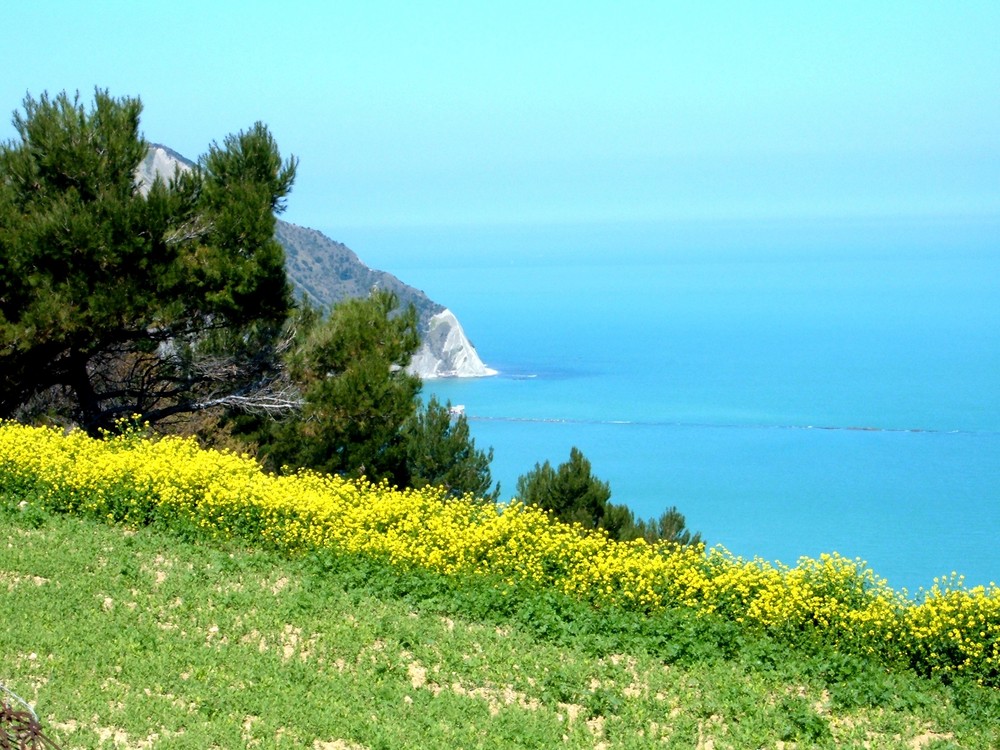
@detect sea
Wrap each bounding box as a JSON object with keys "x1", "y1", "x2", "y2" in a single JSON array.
[{"x1": 338, "y1": 215, "x2": 1000, "y2": 595}]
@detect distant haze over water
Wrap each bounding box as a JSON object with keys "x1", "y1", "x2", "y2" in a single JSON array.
[{"x1": 340, "y1": 216, "x2": 1000, "y2": 594}]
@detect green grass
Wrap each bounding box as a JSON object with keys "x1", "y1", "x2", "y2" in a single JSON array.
[{"x1": 2, "y1": 507, "x2": 999, "y2": 749}]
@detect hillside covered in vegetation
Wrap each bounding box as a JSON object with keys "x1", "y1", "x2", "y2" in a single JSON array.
[{"x1": 2, "y1": 421, "x2": 1000, "y2": 748}]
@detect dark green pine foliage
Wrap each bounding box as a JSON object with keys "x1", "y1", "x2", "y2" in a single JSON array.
[
  {"x1": 0, "y1": 89, "x2": 296, "y2": 435},
  {"x1": 630, "y1": 506, "x2": 703, "y2": 546},
  {"x1": 517, "y1": 447, "x2": 611, "y2": 528},
  {"x1": 263, "y1": 290, "x2": 423, "y2": 484},
  {"x1": 516, "y1": 446, "x2": 701, "y2": 545},
  {"x1": 401, "y1": 395, "x2": 500, "y2": 501}
]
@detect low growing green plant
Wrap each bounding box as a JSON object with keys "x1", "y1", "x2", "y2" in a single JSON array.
[{"x1": 3, "y1": 511, "x2": 1000, "y2": 748}]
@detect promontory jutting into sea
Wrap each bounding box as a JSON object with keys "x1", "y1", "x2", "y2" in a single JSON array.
[{"x1": 341, "y1": 216, "x2": 1000, "y2": 595}]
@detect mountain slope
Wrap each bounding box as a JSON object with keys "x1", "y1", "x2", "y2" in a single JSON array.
[{"x1": 274, "y1": 221, "x2": 441, "y2": 318}]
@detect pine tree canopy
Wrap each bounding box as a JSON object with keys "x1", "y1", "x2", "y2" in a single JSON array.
[
  {"x1": 516, "y1": 446, "x2": 701, "y2": 545},
  {"x1": 402, "y1": 395, "x2": 499, "y2": 501},
  {"x1": 0, "y1": 89, "x2": 297, "y2": 435},
  {"x1": 259, "y1": 290, "x2": 423, "y2": 483}
]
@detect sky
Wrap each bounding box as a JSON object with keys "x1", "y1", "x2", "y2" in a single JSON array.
[{"x1": 2, "y1": 1, "x2": 999, "y2": 235}]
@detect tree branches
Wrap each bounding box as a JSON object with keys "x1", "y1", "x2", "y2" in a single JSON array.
[{"x1": 0, "y1": 89, "x2": 296, "y2": 435}]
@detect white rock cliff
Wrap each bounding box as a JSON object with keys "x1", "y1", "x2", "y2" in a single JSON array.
[{"x1": 408, "y1": 309, "x2": 498, "y2": 379}]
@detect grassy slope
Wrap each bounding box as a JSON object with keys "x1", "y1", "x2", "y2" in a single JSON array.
[{"x1": 2, "y1": 509, "x2": 998, "y2": 750}]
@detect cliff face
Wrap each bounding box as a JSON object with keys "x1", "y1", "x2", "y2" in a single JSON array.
[
  {"x1": 136, "y1": 145, "x2": 493, "y2": 379},
  {"x1": 408, "y1": 309, "x2": 498, "y2": 379}
]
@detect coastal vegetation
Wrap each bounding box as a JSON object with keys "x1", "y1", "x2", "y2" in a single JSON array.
[
  {"x1": 0, "y1": 89, "x2": 497, "y2": 500},
  {"x1": 2, "y1": 422, "x2": 1000, "y2": 748},
  {"x1": 2, "y1": 421, "x2": 998, "y2": 688}
]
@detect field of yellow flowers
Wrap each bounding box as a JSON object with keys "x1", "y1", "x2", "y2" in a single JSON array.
[{"x1": 1, "y1": 421, "x2": 997, "y2": 686}]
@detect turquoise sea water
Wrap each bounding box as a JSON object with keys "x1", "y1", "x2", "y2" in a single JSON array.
[{"x1": 340, "y1": 217, "x2": 1000, "y2": 594}]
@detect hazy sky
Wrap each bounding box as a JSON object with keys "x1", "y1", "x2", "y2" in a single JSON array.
[{"x1": 2, "y1": 1, "x2": 998, "y2": 232}]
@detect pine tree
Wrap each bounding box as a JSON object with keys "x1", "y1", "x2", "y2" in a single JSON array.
[
  {"x1": 516, "y1": 447, "x2": 611, "y2": 528},
  {"x1": 261, "y1": 290, "x2": 422, "y2": 483},
  {"x1": 401, "y1": 396, "x2": 499, "y2": 501},
  {"x1": 516, "y1": 446, "x2": 702, "y2": 545},
  {"x1": 0, "y1": 89, "x2": 296, "y2": 435},
  {"x1": 635, "y1": 506, "x2": 702, "y2": 546}
]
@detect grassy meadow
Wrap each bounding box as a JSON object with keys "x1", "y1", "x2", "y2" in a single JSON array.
[{"x1": 2, "y1": 422, "x2": 1000, "y2": 748}]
